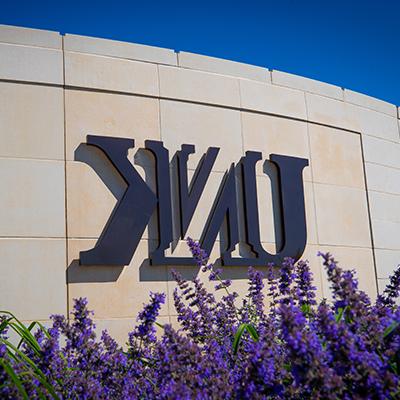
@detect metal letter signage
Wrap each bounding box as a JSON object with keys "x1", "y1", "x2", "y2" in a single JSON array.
[{"x1": 79, "y1": 135, "x2": 309, "y2": 267}]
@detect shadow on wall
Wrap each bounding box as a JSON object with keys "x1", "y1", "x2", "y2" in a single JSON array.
[
  {"x1": 67, "y1": 244, "x2": 260, "y2": 284},
  {"x1": 67, "y1": 141, "x2": 280, "y2": 284}
]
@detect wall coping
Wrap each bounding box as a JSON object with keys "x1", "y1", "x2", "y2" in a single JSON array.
[{"x1": 0, "y1": 24, "x2": 398, "y2": 118}]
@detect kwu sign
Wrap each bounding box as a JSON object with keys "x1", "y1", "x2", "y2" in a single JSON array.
[{"x1": 78, "y1": 135, "x2": 309, "y2": 267}]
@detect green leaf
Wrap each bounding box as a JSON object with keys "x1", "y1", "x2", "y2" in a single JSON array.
[
  {"x1": 283, "y1": 363, "x2": 292, "y2": 372},
  {"x1": 0, "y1": 317, "x2": 12, "y2": 334},
  {"x1": 17, "y1": 321, "x2": 41, "y2": 350},
  {"x1": 301, "y1": 303, "x2": 312, "y2": 316},
  {"x1": 0, "y1": 358, "x2": 29, "y2": 400},
  {"x1": 334, "y1": 306, "x2": 350, "y2": 323},
  {"x1": 245, "y1": 324, "x2": 259, "y2": 342},
  {"x1": 384, "y1": 321, "x2": 400, "y2": 339},
  {"x1": 232, "y1": 324, "x2": 247, "y2": 355},
  {"x1": 1, "y1": 338, "x2": 61, "y2": 400},
  {"x1": 232, "y1": 323, "x2": 259, "y2": 355},
  {"x1": 8, "y1": 322, "x2": 41, "y2": 355}
]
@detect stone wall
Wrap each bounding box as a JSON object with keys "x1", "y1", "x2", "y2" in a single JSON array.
[{"x1": 1, "y1": 24, "x2": 399, "y2": 343}]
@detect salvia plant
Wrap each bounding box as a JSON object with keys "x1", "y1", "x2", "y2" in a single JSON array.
[{"x1": 1, "y1": 238, "x2": 400, "y2": 399}]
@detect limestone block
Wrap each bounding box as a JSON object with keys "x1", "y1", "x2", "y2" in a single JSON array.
[
  {"x1": 306, "y1": 93, "x2": 358, "y2": 131},
  {"x1": 64, "y1": 51, "x2": 159, "y2": 96},
  {"x1": 309, "y1": 124, "x2": 365, "y2": 188},
  {"x1": 374, "y1": 248, "x2": 400, "y2": 279},
  {"x1": 64, "y1": 33, "x2": 177, "y2": 65},
  {"x1": 362, "y1": 135, "x2": 400, "y2": 169},
  {"x1": 371, "y1": 219, "x2": 400, "y2": 250},
  {"x1": 313, "y1": 183, "x2": 371, "y2": 247},
  {"x1": 365, "y1": 163, "x2": 400, "y2": 195},
  {"x1": 0, "y1": 42, "x2": 63, "y2": 84},
  {"x1": 178, "y1": 51, "x2": 269, "y2": 82},
  {"x1": 67, "y1": 239, "x2": 169, "y2": 319},
  {"x1": 368, "y1": 191, "x2": 400, "y2": 223},
  {"x1": 355, "y1": 106, "x2": 399, "y2": 141},
  {"x1": 65, "y1": 89, "x2": 160, "y2": 161},
  {"x1": 344, "y1": 89, "x2": 397, "y2": 117},
  {"x1": 240, "y1": 79, "x2": 307, "y2": 119},
  {"x1": 0, "y1": 24, "x2": 61, "y2": 49},
  {"x1": 0, "y1": 158, "x2": 65, "y2": 237},
  {"x1": 159, "y1": 65, "x2": 240, "y2": 107},
  {"x1": 0, "y1": 238, "x2": 67, "y2": 320},
  {"x1": 272, "y1": 70, "x2": 343, "y2": 100},
  {"x1": 0, "y1": 82, "x2": 64, "y2": 160}
]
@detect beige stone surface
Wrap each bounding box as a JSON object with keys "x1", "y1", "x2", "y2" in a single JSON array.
[
  {"x1": 0, "y1": 24, "x2": 61, "y2": 49},
  {"x1": 0, "y1": 238, "x2": 67, "y2": 320},
  {"x1": 64, "y1": 51, "x2": 159, "y2": 96},
  {"x1": 0, "y1": 43, "x2": 63, "y2": 84},
  {"x1": 160, "y1": 100, "x2": 243, "y2": 172},
  {"x1": 374, "y1": 249, "x2": 400, "y2": 279},
  {"x1": 64, "y1": 34, "x2": 177, "y2": 65},
  {"x1": 169, "y1": 315, "x2": 180, "y2": 329},
  {"x1": 0, "y1": 158, "x2": 65, "y2": 237},
  {"x1": 309, "y1": 125, "x2": 365, "y2": 188},
  {"x1": 365, "y1": 163, "x2": 400, "y2": 195},
  {"x1": 66, "y1": 160, "x2": 123, "y2": 239},
  {"x1": 362, "y1": 135, "x2": 400, "y2": 169},
  {"x1": 313, "y1": 183, "x2": 371, "y2": 247},
  {"x1": 0, "y1": 82, "x2": 64, "y2": 160},
  {"x1": 371, "y1": 219, "x2": 400, "y2": 250},
  {"x1": 240, "y1": 112, "x2": 311, "y2": 181},
  {"x1": 368, "y1": 191, "x2": 400, "y2": 223},
  {"x1": 355, "y1": 106, "x2": 399, "y2": 141},
  {"x1": 159, "y1": 65, "x2": 240, "y2": 107},
  {"x1": 178, "y1": 51, "x2": 269, "y2": 82},
  {"x1": 65, "y1": 89, "x2": 160, "y2": 161},
  {"x1": 256, "y1": 175, "x2": 274, "y2": 244},
  {"x1": 315, "y1": 245, "x2": 377, "y2": 300},
  {"x1": 240, "y1": 79, "x2": 307, "y2": 119},
  {"x1": 272, "y1": 70, "x2": 343, "y2": 100},
  {"x1": 2, "y1": 25, "x2": 398, "y2": 322},
  {"x1": 344, "y1": 89, "x2": 397, "y2": 117},
  {"x1": 306, "y1": 93, "x2": 399, "y2": 142},
  {"x1": 306, "y1": 93, "x2": 358, "y2": 131},
  {"x1": 68, "y1": 239, "x2": 169, "y2": 319}
]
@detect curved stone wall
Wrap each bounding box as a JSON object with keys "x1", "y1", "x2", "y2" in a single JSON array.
[{"x1": 1, "y1": 24, "x2": 399, "y2": 342}]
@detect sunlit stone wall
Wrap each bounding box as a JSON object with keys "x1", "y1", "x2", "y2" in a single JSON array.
[{"x1": 1, "y1": 24, "x2": 399, "y2": 343}]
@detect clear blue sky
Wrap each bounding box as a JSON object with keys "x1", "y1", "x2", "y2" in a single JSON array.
[{"x1": 1, "y1": 0, "x2": 399, "y2": 106}]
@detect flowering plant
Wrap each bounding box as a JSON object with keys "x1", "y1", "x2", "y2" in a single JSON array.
[{"x1": 1, "y1": 238, "x2": 400, "y2": 399}]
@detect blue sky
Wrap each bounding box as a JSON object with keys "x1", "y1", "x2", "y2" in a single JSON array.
[{"x1": 2, "y1": 0, "x2": 399, "y2": 105}]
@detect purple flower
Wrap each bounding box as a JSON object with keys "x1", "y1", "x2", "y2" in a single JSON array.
[{"x1": 1, "y1": 244, "x2": 400, "y2": 399}]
